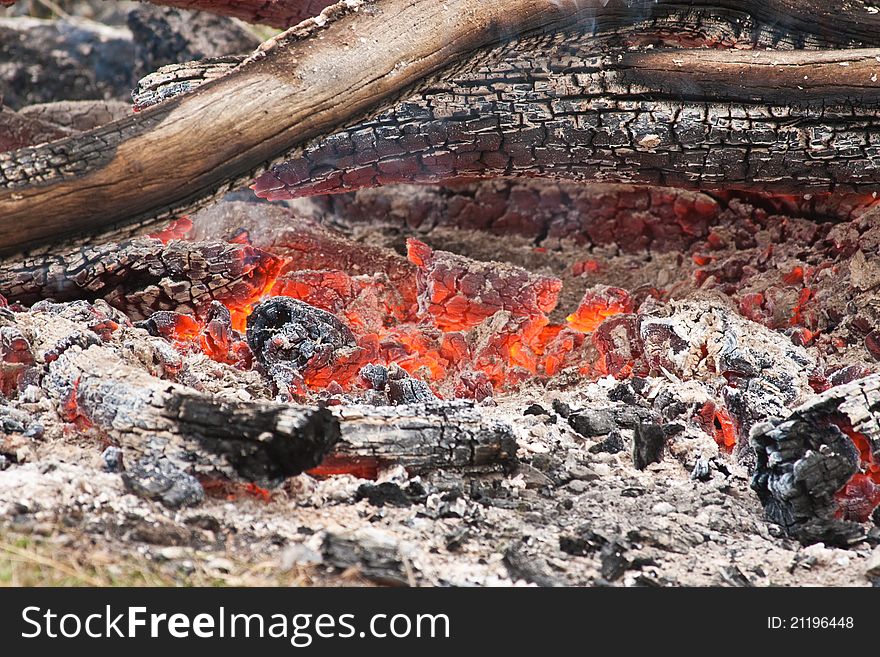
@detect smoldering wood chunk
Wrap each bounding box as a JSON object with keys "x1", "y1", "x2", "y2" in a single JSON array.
[
  {"x1": 359, "y1": 363, "x2": 388, "y2": 391},
  {"x1": 122, "y1": 456, "x2": 205, "y2": 509},
  {"x1": 322, "y1": 529, "x2": 413, "y2": 586},
  {"x1": 0, "y1": 237, "x2": 282, "y2": 320},
  {"x1": 246, "y1": 296, "x2": 356, "y2": 370},
  {"x1": 163, "y1": 392, "x2": 340, "y2": 481},
  {"x1": 385, "y1": 363, "x2": 436, "y2": 405},
  {"x1": 750, "y1": 374, "x2": 880, "y2": 545},
  {"x1": 127, "y1": 6, "x2": 258, "y2": 81},
  {"x1": 38, "y1": 334, "x2": 340, "y2": 485},
  {"x1": 407, "y1": 238, "x2": 561, "y2": 331},
  {"x1": 18, "y1": 100, "x2": 132, "y2": 132},
  {"x1": 314, "y1": 402, "x2": 517, "y2": 478},
  {"x1": 0, "y1": 17, "x2": 135, "y2": 109},
  {"x1": 189, "y1": 202, "x2": 419, "y2": 308}
]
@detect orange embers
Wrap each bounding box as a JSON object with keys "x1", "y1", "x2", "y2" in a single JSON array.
[
  {"x1": 406, "y1": 238, "x2": 561, "y2": 331},
  {"x1": 566, "y1": 286, "x2": 633, "y2": 334},
  {"x1": 223, "y1": 245, "x2": 286, "y2": 333},
  {"x1": 200, "y1": 478, "x2": 273, "y2": 503},
  {"x1": 59, "y1": 377, "x2": 92, "y2": 430},
  {"x1": 834, "y1": 420, "x2": 880, "y2": 522},
  {"x1": 308, "y1": 456, "x2": 380, "y2": 480},
  {"x1": 155, "y1": 231, "x2": 633, "y2": 395},
  {"x1": 697, "y1": 402, "x2": 738, "y2": 452},
  {"x1": 149, "y1": 216, "x2": 193, "y2": 244}
]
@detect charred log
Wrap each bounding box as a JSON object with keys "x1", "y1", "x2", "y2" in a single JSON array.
[
  {"x1": 8, "y1": 1, "x2": 880, "y2": 253},
  {"x1": 313, "y1": 402, "x2": 518, "y2": 479},
  {"x1": 42, "y1": 340, "x2": 340, "y2": 484},
  {"x1": 0, "y1": 236, "x2": 282, "y2": 320},
  {"x1": 751, "y1": 374, "x2": 880, "y2": 546}
]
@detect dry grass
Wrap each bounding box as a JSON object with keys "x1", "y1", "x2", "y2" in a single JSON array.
[{"x1": 0, "y1": 527, "x2": 334, "y2": 587}]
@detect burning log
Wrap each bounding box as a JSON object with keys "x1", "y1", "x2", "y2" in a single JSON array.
[
  {"x1": 751, "y1": 374, "x2": 880, "y2": 546},
  {"x1": 0, "y1": 236, "x2": 283, "y2": 321},
  {"x1": 312, "y1": 402, "x2": 517, "y2": 480},
  {"x1": 42, "y1": 339, "x2": 339, "y2": 485}
]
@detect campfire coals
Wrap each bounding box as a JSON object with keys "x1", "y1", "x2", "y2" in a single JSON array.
[
  {"x1": 246, "y1": 296, "x2": 357, "y2": 371},
  {"x1": 750, "y1": 373, "x2": 880, "y2": 546}
]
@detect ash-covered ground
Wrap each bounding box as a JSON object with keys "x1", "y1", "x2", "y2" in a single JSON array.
[{"x1": 2, "y1": 187, "x2": 880, "y2": 586}]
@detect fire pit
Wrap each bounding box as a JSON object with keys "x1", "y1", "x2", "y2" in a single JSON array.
[{"x1": 1, "y1": 0, "x2": 879, "y2": 587}]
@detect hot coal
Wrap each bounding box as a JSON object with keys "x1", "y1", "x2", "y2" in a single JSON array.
[
  {"x1": 750, "y1": 375, "x2": 880, "y2": 545},
  {"x1": 246, "y1": 297, "x2": 356, "y2": 371}
]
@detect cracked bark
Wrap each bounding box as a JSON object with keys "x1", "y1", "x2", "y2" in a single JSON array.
[
  {"x1": 3, "y1": 1, "x2": 880, "y2": 255},
  {"x1": 322, "y1": 402, "x2": 518, "y2": 478}
]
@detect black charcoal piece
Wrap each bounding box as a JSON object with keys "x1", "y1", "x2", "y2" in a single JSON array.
[
  {"x1": 121, "y1": 456, "x2": 204, "y2": 509},
  {"x1": 386, "y1": 364, "x2": 436, "y2": 404},
  {"x1": 589, "y1": 430, "x2": 625, "y2": 454},
  {"x1": 246, "y1": 296, "x2": 355, "y2": 370},
  {"x1": 356, "y1": 481, "x2": 427, "y2": 507},
  {"x1": 632, "y1": 423, "x2": 667, "y2": 470},
  {"x1": 102, "y1": 446, "x2": 124, "y2": 473},
  {"x1": 568, "y1": 409, "x2": 616, "y2": 437}
]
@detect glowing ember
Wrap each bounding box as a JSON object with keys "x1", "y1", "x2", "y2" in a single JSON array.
[
  {"x1": 407, "y1": 238, "x2": 561, "y2": 331},
  {"x1": 834, "y1": 420, "x2": 880, "y2": 522},
  {"x1": 566, "y1": 285, "x2": 632, "y2": 333},
  {"x1": 698, "y1": 402, "x2": 737, "y2": 452}
]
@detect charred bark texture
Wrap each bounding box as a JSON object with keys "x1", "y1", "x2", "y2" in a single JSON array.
[
  {"x1": 317, "y1": 402, "x2": 518, "y2": 478},
  {"x1": 0, "y1": 236, "x2": 282, "y2": 320},
  {"x1": 6, "y1": 1, "x2": 880, "y2": 254},
  {"x1": 43, "y1": 342, "x2": 339, "y2": 484},
  {"x1": 751, "y1": 374, "x2": 880, "y2": 546}
]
